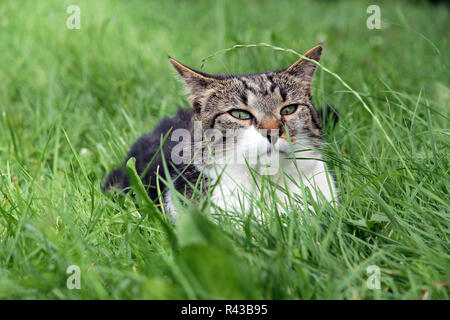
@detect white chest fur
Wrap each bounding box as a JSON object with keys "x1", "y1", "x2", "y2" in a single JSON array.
[{"x1": 206, "y1": 156, "x2": 336, "y2": 216}]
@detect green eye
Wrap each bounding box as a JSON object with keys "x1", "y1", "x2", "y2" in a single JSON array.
[
  {"x1": 280, "y1": 104, "x2": 298, "y2": 116},
  {"x1": 230, "y1": 109, "x2": 252, "y2": 120}
]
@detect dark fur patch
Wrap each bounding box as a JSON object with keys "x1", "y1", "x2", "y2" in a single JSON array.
[
  {"x1": 279, "y1": 87, "x2": 287, "y2": 102},
  {"x1": 103, "y1": 108, "x2": 200, "y2": 203},
  {"x1": 192, "y1": 99, "x2": 202, "y2": 113},
  {"x1": 239, "y1": 91, "x2": 248, "y2": 105},
  {"x1": 240, "y1": 78, "x2": 257, "y2": 95}
]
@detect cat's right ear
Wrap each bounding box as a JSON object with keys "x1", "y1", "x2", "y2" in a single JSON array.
[{"x1": 168, "y1": 57, "x2": 214, "y2": 96}]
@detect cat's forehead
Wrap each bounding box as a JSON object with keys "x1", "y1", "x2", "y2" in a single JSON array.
[
  {"x1": 226, "y1": 72, "x2": 285, "y2": 92},
  {"x1": 216, "y1": 72, "x2": 308, "y2": 109}
]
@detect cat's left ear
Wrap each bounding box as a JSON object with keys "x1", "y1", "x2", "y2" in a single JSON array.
[
  {"x1": 168, "y1": 57, "x2": 214, "y2": 96},
  {"x1": 284, "y1": 44, "x2": 323, "y2": 84}
]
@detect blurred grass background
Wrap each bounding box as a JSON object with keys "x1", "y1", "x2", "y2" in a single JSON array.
[{"x1": 0, "y1": 0, "x2": 448, "y2": 299}]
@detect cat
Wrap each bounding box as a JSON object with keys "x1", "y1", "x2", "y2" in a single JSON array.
[{"x1": 104, "y1": 44, "x2": 338, "y2": 220}]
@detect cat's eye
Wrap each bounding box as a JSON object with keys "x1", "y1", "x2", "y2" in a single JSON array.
[
  {"x1": 229, "y1": 109, "x2": 252, "y2": 120},
  {"x1": 280, "y1": 104, "x2": 298, "y2": 116}
]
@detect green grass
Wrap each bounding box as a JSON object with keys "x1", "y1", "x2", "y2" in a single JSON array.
[{"x1": 0, "y1": 0, "x2": 449, "y2": 299}]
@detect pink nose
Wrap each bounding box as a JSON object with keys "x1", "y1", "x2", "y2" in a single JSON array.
[
  {"x1": 262, "y1": 119, "x2": 281, "y2": 131},
  {"x1": 266, "y1": 129, "x2": 280, "y2": 137}
]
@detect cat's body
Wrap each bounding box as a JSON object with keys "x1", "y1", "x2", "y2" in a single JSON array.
[{"x1": 104, "y1": 44, "x2": 338, "y2": 219}]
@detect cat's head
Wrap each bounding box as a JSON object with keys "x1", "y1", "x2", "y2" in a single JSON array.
[{"x1": 169, "y1": 44, "x2": 324, "y2": 169}]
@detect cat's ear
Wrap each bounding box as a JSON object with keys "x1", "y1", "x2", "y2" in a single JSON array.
[
  {"x1": 168, "y1": 57, "x2": 214, "y2": 96},
  {"x1": 284, "y1": 44, "x2": 323, "y2": 84}
]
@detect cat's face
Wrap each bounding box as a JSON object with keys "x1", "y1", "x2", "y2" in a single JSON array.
[{"x1": 169, "y1": 45, "x2": 324, "y2": 169}]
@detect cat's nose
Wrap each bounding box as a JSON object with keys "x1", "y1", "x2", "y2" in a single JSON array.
[
  {"x1": 265, "y1": 129, "x2": 280, "y2": 144},
  {"x1": 259, "y1": 119, "x2": 282, "y2": 143}
]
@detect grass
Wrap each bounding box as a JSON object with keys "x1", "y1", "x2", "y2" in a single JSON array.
[{"x1": 0, "y1": 0, "x2": 449, "y2": 299}]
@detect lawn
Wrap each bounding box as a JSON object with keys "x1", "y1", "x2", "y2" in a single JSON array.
[{"x1": 0, "y1": 0, "x2": 448, "y2": 299}]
